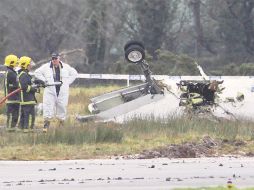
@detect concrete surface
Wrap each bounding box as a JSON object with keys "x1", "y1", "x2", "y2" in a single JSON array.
[{"x1": 1, "y1": 157, "x2": 254, "y2": 189}]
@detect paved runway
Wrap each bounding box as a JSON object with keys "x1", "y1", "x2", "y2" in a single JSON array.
[{"x1": 0, "y1": 157, "x2": 254, "y2": 189}]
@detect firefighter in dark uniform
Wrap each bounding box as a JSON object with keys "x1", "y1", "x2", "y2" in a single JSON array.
[
  {"x1": 18, "y1": 56, "x2": 37, "y2": 132},
  {"x1": 3, "y1": 54, "x2": 19, "y2": 131}
]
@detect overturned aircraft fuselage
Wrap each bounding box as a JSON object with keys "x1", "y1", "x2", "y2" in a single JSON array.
[{"x1": 77, "y1": 41, "x2": 254, "y2": 123}]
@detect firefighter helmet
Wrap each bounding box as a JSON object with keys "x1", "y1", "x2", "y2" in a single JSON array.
[
  {"x1": 4, "y1": 54, "x2": 19, "y2": 67},
  {"x1": 19, "y1": 56, "x2": 32, "y2": 69}
]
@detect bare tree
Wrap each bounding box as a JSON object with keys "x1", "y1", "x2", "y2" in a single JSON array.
[
  {"x1": 226, "y1": 0, "x2": 254, "y2": 54},
  {"x1": 134, "y1": 0, "x2": 170, "y2": 58},
  {"x1": 189, "y1": 0, "x2": 216, "y2": 57},
  {"x1": 0, "y1": 15, "x2": 9, "y2": 58}
]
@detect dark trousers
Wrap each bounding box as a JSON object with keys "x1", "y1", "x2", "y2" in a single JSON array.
[
  {"x1": 19, "y1": 105, "x2": 35, "y2": 129},
  {"x1": 6, "y1": 103, "x2": 20, "y2": 128}
]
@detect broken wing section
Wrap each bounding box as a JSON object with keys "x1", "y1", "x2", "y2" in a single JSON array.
[
  {"x1": 88, "y1": 83, "x2": 148, "y2": 114},
  {"x1": 76, "y1": 79, "x2": 181, "y2": 123}
]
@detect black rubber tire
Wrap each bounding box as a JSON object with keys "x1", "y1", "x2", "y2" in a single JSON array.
[
  {"x1": 124, "y1": 44, "x2": 145, "y2": 63},
  {"x1": 124, "y1": 40, "x2": 145, "y2": 52}
]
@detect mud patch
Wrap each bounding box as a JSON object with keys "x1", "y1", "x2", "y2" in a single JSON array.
[{"x1": 136, "y1": 136, "x2": 252, "y2": 159}]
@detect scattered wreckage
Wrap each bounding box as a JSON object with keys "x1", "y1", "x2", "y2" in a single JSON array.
[{"x1": 76, "y1": 41, "x2": 250, "y2": 123}]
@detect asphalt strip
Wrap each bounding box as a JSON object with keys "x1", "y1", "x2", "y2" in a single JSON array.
[{"x1": 0, "y1": 157, "x2": 254, "y2": 189}]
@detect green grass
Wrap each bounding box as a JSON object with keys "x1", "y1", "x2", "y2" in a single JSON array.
[
  {"x1": 0, "y1": 116, "x2": 254, "y2": 160},
  {"x1": 0, "y1": 125, "x2": 123, "y2": 146},
  {"x1": 0, "y1": 85, "x2": 254, "y2": 160},
  {"x1": 123, "y1": 116, "x2": 254, "y2": 141}
]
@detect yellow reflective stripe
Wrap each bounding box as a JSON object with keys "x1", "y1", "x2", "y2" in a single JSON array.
[
  {"x1": 190, "y1": 93, "x2": 201, "y2": 98},
  {"x1": 18, "y1": 71, "x2": 25, "y2": 103},
  {"x1": 26, "y1": 85, "x2": 31, "y2": 92},
  {"x1": 18, "y1": 71, "x2": 25, "y2": 78},
  {"x1": 29, "y1": 114, "x2": 32, "y2": 129},
  {"x1": 20, "y1": 87, "x2": 24, "y2": 103},
  {"x1": 53, "y1": 66, "x2": 55, "y2": 77},
  {"x1": 7, "y1": 113, "x2": 12, "y2": 128},
  {"x1": 20, "y1": 101, "x2": 36, "y2": 105},
  {"x1": 17, "y1": 106, "x2": 21, "y2": 127},
  {"x1": 6, "y1": 100, "x2": 20, "y2": 104},
  {"x1": 60, "y1": 65, "x2": 62, "y2": 81},
  {"x1": 191, "y1": 98, "x2": 203, "y2": 104},
  {"x1": 4, "y1": 71, "x2": 8, "y2": 96},
  {"x1": 10, "y1": 114, "x2": 12, "y2": 128}
]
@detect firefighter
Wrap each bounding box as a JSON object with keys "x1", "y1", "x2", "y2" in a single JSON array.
[
  {"x1": 34, "y1": 53, "x2": 78, "y2": 132},
  {"x1": 18, "y1": 56, "x2": 37, "y2": 132},
  {"x1": 3, "y1": 54, "x2": 19, "y2": 131}
]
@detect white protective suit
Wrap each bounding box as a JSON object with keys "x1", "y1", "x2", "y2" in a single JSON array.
[{"x1": 34, "y1": 61, "x2": 78, "y2": 120}]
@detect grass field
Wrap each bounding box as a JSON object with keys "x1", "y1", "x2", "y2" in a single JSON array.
[{"x1": 0, "y1": 85, "x2": 254, "y2": 160}]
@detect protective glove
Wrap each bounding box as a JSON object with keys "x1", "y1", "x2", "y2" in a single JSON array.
[
  {"x1": 33, "y1": 79, "x2": 46, "y2": 87},
  {"x1": 30, "y1": 86, "x2": 40, "y2": 93}
]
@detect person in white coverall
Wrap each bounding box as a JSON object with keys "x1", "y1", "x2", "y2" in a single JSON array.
[{"x1": 34, "y1": 53, "x2": 78, "y2": 132}]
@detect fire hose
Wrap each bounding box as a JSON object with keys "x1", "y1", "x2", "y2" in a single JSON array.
[
  {"x1": 0, "y1": 81, "x2": 62, "y2": 107},
  {"x1": 0, "y1": 88, "x2": 22, "y2": 106}
]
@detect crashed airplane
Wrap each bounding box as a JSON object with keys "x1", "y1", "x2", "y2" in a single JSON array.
[{"x1": 76, "y1": 41, "x2": 254, "y2": 123}]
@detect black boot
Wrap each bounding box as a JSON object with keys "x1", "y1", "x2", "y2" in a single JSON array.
[
  {"x1": 57, "y1": 119, "x2": 64, "y2": 128},
  {"x1": 43, "y1": 120, "x2": 50, "y2": 133}
]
